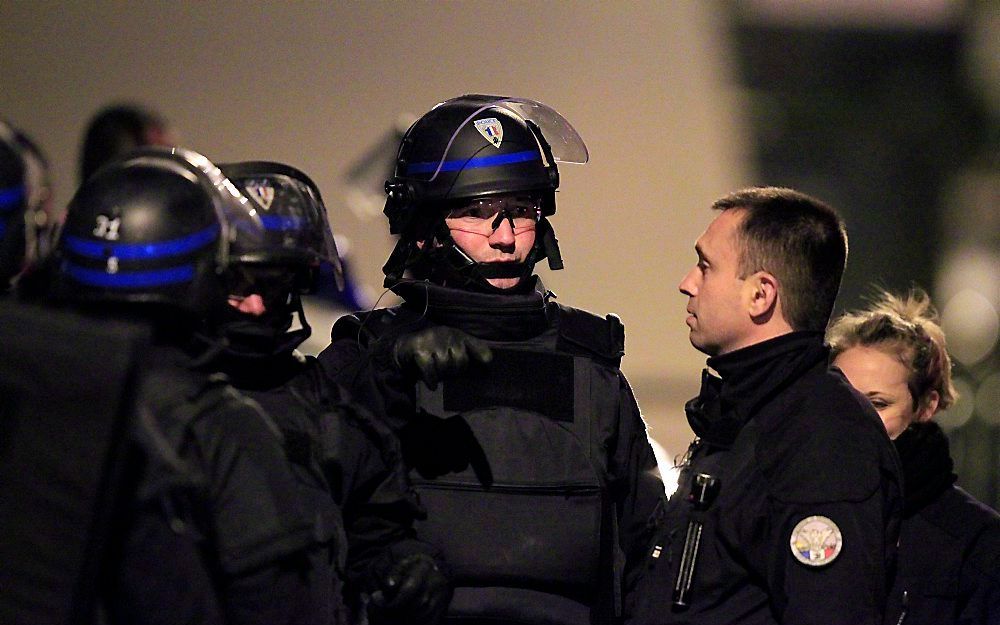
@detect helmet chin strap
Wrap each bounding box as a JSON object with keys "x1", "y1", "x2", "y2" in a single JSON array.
[
  {"x1": 381, "y1": 211, "x2": 562, "y2": 291},
  {"x1": 432, "y1": 214, "x2": 541, "y2": 291},
  {"x1": 425, "y1": 241, "x2": 531, "y2": 293}
]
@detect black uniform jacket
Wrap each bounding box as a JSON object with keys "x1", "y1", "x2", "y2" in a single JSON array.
[
  {"x1": 629, "y1": 332, "x2": 904, "y2": 625},
  {"x1": 218, "y1": 350, "x2": 444, "y2": 612},
  {"x1": 116, "y1": 343, "x2": 333, "y2": 625},
  {"x1": 316, "y1": 278, "x2": 663, "y2": 624},
  {"x1": 887, "y1": 421, "x2": 1000, "y2": 625}
]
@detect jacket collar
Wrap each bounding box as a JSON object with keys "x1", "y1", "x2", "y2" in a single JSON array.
[
  {"x1": 391, "y1": 277, "x2": 553, "y2": 341},
  {"x1": 686, "y1": 331, "x2": 828, "y2": 447}
]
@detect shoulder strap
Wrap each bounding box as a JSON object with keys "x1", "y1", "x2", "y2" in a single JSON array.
[
  {"x1": 330, "y1": 311, "x2": 374, "y2": 345},
  {"x1": 295, "y1": 364, "x2": 407, "y2": 474},
  {"x1": 141, "y1": 366, "x2": 230, "y2": 431},
  {"x1": 554, "y1": 303, "x2": 625, "y2": 368},
  {"x1": 330, "y1": 306, "x2": 427, "y2": 350},
  {"x1": 132, "y1": 366, "x2": 235, "y2": 498}
]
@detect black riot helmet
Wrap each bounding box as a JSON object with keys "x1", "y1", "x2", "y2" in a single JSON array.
[
  {"x1": 382, "y1": 94, "x2": 588, "y2": 290},
  {"x1": 215, "y1": 161, "x2": 342, "y2": 356},
  {"x1": 220, "y1": 161, "x2": 342, "y2": 289},
  {"x1": 53, "y1": 147, "x2": 264, "y2": 318},
  {"x1": 0, "y1": 120, "x2": 52, "y2": 291}
]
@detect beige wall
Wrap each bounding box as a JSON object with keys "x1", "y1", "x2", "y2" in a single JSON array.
[{"x1": 1, "y1": 0, "x2": 753, "y2": 458}]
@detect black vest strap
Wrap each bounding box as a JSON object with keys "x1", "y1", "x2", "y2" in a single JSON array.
[{"x1": 554, "y1": 303, "x2": 625, "y2": 368}]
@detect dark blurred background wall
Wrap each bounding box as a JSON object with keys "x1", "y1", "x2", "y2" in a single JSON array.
[{"x1": 1, "y1": 0, "x2": 996, "y2": 503}]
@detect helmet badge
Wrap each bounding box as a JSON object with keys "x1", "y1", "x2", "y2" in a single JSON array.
[
  {"x1": 473, "y1": 118, "x2": 504, "y2": 149},
  {"x1": 244, "y1": 180, "x2": 275, "y2": 211}
]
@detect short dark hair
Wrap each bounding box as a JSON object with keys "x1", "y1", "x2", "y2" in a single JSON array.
[
  {"x1": 80, "y1": 104, "x2": 168, "y2": 183},
  {"x1": 712, "y1": 186, "x2": 847, "y2": 332}
]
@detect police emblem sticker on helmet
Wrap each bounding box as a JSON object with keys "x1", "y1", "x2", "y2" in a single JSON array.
[
  {"x1": 244, "y1": 180, "x2": 276, "y2": 211},
  {"x1": 789, "y1": 515, "x2": 843, "y2": 567},
  {"x1": 473, "y1": 118, "x2": 503, "y2": 148}
]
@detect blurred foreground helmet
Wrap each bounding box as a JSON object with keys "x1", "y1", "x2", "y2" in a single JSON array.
[
  {"x1": 220, "y1": 161, "x2": 342, "y2": 292},
  {"x1": 53, "y1": 147, "x2": 263, "y2": 316},
  {"x1": 0, "y1": 120, "x2": 53, "y2": 291},
  {"x1": 382, "y1": 94, "x2": 588, "y2": 288}
]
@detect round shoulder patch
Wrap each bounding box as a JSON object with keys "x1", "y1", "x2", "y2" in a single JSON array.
[{"x1": 790, "y1": 515, "x2": 843, "y2": 567}]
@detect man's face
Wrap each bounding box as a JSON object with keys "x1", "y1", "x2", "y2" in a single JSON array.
[
  {"x1": 444, "y1": 193, "x2": 540, "y2": 290},
  {"x1": 226, "y1": 265, "x2": 296, "y2": 317},
  {"x1": 228, "y1": 293, "x2": 267, "y2": 316},
  {"x1": 678, "y1": 208, "x2": 754, "y2": 356}
]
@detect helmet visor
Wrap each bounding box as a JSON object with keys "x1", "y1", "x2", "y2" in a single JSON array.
[
  {"x1": 220, "y1": 161, "x2": 344, "y2": 290},
  {"x1": 406, "y1": 95, "x2": 588, "y2": 184},
  {"x1": 488, "y1": 97, "x2": 589, "y2": 164}
]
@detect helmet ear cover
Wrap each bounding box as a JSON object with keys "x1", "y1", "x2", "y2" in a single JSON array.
[
  {"x1": 384, "y1": 179, "x2": 414, "y2": 235},
  {"x1": 296, "y1": 262, "x2": 321, "y2": 294}
]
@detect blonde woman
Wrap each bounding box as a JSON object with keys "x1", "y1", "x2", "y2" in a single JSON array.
[{"x1": 829, "y1": 289, "x2": 1000, "y2": 625}]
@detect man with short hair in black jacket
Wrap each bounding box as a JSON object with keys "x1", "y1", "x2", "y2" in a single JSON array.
[{"x1": 628, "y1": 187, "x2": 904, "y2": 625}]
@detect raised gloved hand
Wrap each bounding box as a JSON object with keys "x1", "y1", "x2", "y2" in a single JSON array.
[
  {"x1": 392, "y1": 326, "x2": 492, "y2": 390},
  {"x1": 369, "y1": 553, "x2": 452, "y2": 625}
]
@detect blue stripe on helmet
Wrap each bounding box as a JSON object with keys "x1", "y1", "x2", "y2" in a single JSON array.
[
  {"x1": 405, "y1": 149, "x2": 540, "y2": 175},
  {"x1": 260, "y1": 215, "x2": 305, "y2": 231},
  {"x1": 64, "y1": 263, "x2": 195, "y2": 288},
  {"x1": 62, "y1": 224, "x2": 220, "y2": 260},
  {"x1": 0, "y1": 185, "x2": 25, "y2": 210}
]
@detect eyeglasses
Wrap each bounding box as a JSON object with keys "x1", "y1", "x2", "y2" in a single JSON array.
[{"x1": 446, "y1": 194, "x2": 542, "y2": 235}]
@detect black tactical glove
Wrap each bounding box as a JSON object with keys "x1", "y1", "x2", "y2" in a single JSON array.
[
  {"x1": 369, "y1": 553, "x2": 452, "y2": 625},
  {"x1": 392, "y1": 326, "x2": 492, "y2": 390}
]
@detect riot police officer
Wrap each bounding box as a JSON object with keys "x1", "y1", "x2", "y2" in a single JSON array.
[
  {"x1": 316, "y1": 94, "x2": 663, "y2": 625},
  {"x1": 5, "y1": 147, "x2": 343, "y2": 624},
  {"x1": 212, "y1": 160, "x2": 451, "y2": 624}
]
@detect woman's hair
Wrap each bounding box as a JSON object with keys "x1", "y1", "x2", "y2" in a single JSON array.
[{"x1": 827, "y1": 287, "x2": 958, "y2": 412}]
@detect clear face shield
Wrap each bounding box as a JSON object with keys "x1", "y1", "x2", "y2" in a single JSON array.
[
  {"x1": 221, "y1": 161, "x2": 344, "y2": 291},
  {"x1": 402, "y1": 94, "x2": 589, "y2": 184}
]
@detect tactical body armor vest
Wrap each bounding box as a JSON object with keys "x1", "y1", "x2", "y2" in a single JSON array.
[{"x1": 337, "y1": 298, "x2": 627, "y2": 624}]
